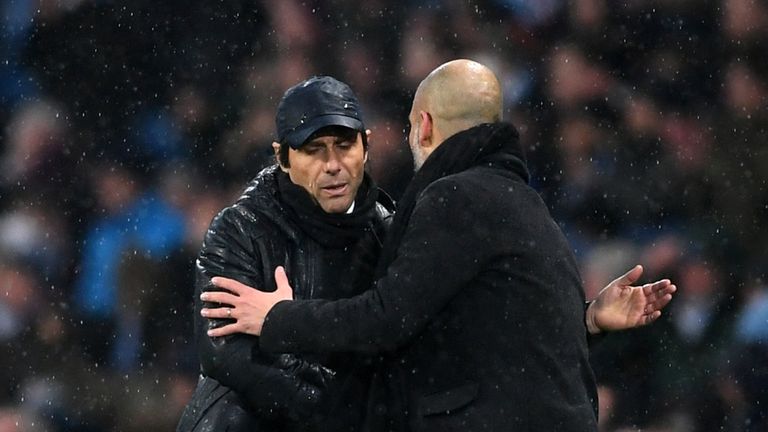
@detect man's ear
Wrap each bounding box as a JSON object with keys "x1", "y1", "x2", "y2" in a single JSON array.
[
  {"x1": 418, "y1": 111, "x2": 433, "y2": 148},
  {"x1": 272, "y1": 142, "x2": 289, "y2": 172}
]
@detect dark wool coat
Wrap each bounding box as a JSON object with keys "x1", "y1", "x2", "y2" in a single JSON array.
[
  {"x1": 176, "y1": 165, "x2": 393, "y2": 432},
  {"x1": 260, "y1": 123, "x2": 599, "y2": 432}
]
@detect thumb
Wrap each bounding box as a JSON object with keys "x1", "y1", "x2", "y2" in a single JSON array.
[
  {"x1": 274, "y1": 266, "x2": 294, "y2": 300},
  {"x1": 614, "y1": 264, "x2": 643, "y2": 286}
]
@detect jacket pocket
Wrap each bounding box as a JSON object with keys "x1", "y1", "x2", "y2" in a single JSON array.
[{"x1": 417, "y1": 381, "x2": 480, "y2": 417}]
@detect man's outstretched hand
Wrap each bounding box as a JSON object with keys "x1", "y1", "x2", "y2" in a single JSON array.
[
  {"x1": 586, "y1": 265, "x2": 677, "y2": 334},
  {"x1": 200, "y1": 266, "x2": 294, "y2": 337}
]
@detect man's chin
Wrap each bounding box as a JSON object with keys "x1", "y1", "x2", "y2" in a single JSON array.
[{"x1": 319, "y1": 198, "x2": 353, "y2": 214}]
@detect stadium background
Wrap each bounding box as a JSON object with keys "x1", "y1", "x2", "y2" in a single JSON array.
[{"x1": 1, "y1": 0, "x2": 766, "y2": 430}]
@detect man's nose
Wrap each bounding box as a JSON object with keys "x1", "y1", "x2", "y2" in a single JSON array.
[{"x1": 325, "y1": 149, "x2": 341, "y2": 173}]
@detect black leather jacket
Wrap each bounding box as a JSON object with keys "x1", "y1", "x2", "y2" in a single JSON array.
[{"x1": 177, "y1": 165, "x2": 393, "y2": 432}]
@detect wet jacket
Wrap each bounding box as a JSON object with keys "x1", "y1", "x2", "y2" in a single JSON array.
[
  {"x1": 259, "y1": 123, "x2": 599, "y2": 431},
  {"x1": 176, "y1": 165, "x2": 393, "y2": 432}
]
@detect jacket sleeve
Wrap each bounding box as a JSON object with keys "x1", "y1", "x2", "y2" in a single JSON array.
[
  {"x1": 195, "y1": 206, "x2": 335, "y2": 420},
  {"x1": 584, "y1": 301, "x2": 606, "y2": 346},
  {"x1": 259, "y1": 178, "x2": 498, "y2": 354}
]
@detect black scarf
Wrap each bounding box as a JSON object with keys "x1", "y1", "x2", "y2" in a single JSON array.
[
  {"x1": 375, "y1": 122, "x2": 529, "y2": 276},
  {"x1": 277, "y1": 170, "x2": 380, "y2": 248}
]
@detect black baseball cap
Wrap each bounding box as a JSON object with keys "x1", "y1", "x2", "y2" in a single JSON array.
[{"x1": 276, "y1": 76, "x2": 365, "y2": 149}]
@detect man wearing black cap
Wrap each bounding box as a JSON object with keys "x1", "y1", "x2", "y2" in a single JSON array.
[{"x1": 176, "y1": 76, "x2": 394, "y2": 432}]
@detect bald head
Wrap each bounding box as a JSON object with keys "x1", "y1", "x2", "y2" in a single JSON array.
[
  {"x1": 406, "y1": 59, "x2": 503, "y2": 169},
  {"x1": 413, "y1": 59, "x2": 503, "y2": 143}
]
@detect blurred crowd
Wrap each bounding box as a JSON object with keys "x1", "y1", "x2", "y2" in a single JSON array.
[{"x1": 0, "y1": 0, "x2": 766, "y2": 431}]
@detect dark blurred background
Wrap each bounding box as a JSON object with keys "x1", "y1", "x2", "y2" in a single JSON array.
[{"x1": 0, "y1": 0, "x2": 766, "y2": 431}]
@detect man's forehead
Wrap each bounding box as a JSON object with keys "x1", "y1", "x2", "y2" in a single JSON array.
[{"x1": 304, "y1": 126, "x2": 358, "y2": 144}]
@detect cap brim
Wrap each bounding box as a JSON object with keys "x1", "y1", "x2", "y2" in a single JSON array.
[{"x1": 285, "y1": 115, "x2": 364, "y2": 149}]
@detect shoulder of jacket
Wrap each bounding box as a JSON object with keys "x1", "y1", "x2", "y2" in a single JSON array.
[
  {"x1": 212, "y1": 202, "x2": 253, "y2": 224},
  {"x1": 417, "y1": 170, "x2": 513, "y2": 214},
  {"x1": 421, "y1": 173, "x2": 475, "y2": 198},
  {"x1": 428, "y1": 166, "x2": 523, "y2": 196},
  {"x1": 206, "y1": 202, "x2": 272, "y2": 242}
]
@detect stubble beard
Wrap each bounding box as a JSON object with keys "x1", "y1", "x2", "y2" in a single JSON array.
[{"x1": 411, "y1": 130, "x2": 427, "y2": 172}]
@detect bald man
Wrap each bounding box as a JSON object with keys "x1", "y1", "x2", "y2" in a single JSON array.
[{"x1": 202, "y1": 60, "x2": 675, "y2": 431}]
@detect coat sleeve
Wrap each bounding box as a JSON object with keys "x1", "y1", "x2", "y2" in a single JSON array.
[
  {"x1": 584, "y1": 301, "x2": 605, "y2": 346},
  {"x1": 260, "y1": 177, "x2": 498, "y2": 353},
  {"x1": 195, "y1": 206, "x2": 335, "y2": 420}
]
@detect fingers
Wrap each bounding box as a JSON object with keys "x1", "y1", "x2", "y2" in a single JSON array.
[
  {"x1": 615, "y1": 264, "x2": 643, "y2": 286},
  {"x1": 643, "y1": 310, "x2": 662, "y2": 325},
  {"x1": 644, "y1": 279, "x2": 671, "y2": 295},
  {"x1": 654, "y1": 293, "x2": 673, "y2": 310},
  {"x1": 651, "y1": 284, "x2": 676, "y2": 310},
  {"x1": 643, "y1": 284, "x2": 676, "y2": 314},
  {"x1": 207, "y1": 323, "x2": 242, "y2": 338},
  {"x1": 655, "y1": 284, "x2": 677, "y2": 301},
  {"x1": 201, "y1": 276, "x2": 258, "y2": 303},
  {"x1": 644, "y1": 282, "x2": 676, "y2": 303},
  {"x1": 644, "y1": 294, "x2": 671, "y2": 313},
  {"x1": 211, "y1": 276, "x2": 247, "y2": 294},
  {"x1": 200, "y1": 306, "x2": 234, "y2": 319},
  {"x1": 200, "y1": 290, "x2": 238, "y2": 304},
  {"x1": 274, "y1": 266, "x2": 294, "y2": 299},
  {"x1": 275, "y1": 266, "x2": 289, "y2": 289}
]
